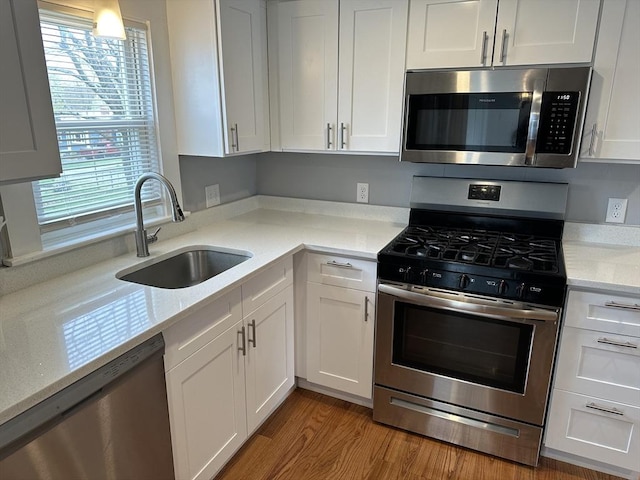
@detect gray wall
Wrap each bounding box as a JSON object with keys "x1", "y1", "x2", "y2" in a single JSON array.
[
  {"x1": 179, "y1": 154, "x2": 257, "y2": 212},
  {"x1": 180, "y1": 151, "x2": 640, "y2": 226}
]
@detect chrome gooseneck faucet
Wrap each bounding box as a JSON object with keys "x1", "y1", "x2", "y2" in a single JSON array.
[{"x1": 134, "y1": 173, "x2": 185, "y2": 257}]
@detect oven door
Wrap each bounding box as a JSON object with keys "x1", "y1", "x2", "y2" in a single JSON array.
[{"x1": 375, "y1": 283, "x2": 560, "y2": 426}]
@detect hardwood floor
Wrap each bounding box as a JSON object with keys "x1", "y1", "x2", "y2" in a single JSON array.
[{"x1": 216, "y1": 388, "x2": 623, "y2": 480}]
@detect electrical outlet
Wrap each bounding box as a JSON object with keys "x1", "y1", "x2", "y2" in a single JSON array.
[
  {"x1": 357, "y1": 183, "x2": 369, "y2": 203},
  {"x1": 205, "y1": 184, "x2": 220, "y2": 208},
  {"x1": 605, "y1": 198, "x2": 627, "y2": 223}
]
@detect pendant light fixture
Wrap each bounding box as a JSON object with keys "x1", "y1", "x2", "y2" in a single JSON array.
[{"x1": 92, "y1": 0, "x2": 126, "y2": 40}]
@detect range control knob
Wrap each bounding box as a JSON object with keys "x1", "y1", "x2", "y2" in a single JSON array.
[
  {"x1": 420, "y1": 269, "x2": 429, "y2": 284},
  {"x1": 498, "y1": 280, "x2": 508, "y2": 295},
  {"x1": 398, "y1": 266, "x2": 411, "y2": 281},
  {"x1": 516, "y1": 283, "x2": 526, "y2": 298},
  {"x1": 459, "y1": 274, "x2": 470, "y2": 289}
]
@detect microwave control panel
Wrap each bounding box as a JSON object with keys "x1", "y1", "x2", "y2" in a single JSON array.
[{"x1": 535, "y1": 92, "x2": 580, "y2": 155}]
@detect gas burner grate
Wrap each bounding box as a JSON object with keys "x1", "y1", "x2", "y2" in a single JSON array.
[{"x1": 388, "y1": 225, "x2": 559, "y2": 273}]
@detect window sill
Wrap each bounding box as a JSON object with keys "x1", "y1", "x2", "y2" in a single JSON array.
[{"x1": 3, "y1": 214, "x2": 185, "y2": 267}]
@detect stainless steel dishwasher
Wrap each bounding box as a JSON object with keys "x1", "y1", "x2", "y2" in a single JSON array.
[{"x1": 0, "y1": 334, "x2": 174, "y2": 479}]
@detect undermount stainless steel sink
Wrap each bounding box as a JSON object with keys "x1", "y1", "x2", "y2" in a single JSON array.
[{"x1": 117, "y1": 246, "x2": 252, "y2": 289}]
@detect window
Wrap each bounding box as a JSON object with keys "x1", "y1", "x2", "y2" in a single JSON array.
[{"x1": 34, "y1": 7, "x2": 163, "y2": 243}]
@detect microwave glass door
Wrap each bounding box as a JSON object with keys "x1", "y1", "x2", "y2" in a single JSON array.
[
  {"x1": 392, "y1": 301, "x2": 533, "y2": 393},
  {"x1": 405, "y1": 93, "x2": 532, "y2": 153}
]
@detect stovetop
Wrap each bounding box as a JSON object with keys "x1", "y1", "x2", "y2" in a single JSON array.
[
  {"x1": 389, "y1": 225, "x2": 560, "y2": 273},
  {"x1": 378, "y1": 211, "x2": 567, "y2": 307}
]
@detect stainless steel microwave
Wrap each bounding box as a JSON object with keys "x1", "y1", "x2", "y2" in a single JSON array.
[{"x1": 401, "y1": 67, "x2": 592, "y2": 168}]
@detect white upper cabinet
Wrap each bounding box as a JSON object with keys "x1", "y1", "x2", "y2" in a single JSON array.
[
  {"x1": 581, "y1": 0, "x2": 640, "y2": 163},
  {"x1": 0, "y1": 0, "x2": 61, "y2": 184},
  {"x1": 166, "y1": 0, "x2": 269, "y2": 157},
  {"x1": 406, "y1": 0, "x2": 600, "y2": 69},
  {"x1": 276, "y1": 0, "x2": 339, "y2": 151},
  {"x1": 273, "y1": 0, "x2": 408, "y2": 153},
  {"x1": 406, "y1": 0, "x2": 498, "y2": 69}
]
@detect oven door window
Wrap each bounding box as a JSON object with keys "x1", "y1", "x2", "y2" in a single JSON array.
[
  {"x1": 405, "y1": 92, "x2": 532, "y2": 153},
  {"x1": 392, "y1": 302, "x2": 533, "y2": 393}
]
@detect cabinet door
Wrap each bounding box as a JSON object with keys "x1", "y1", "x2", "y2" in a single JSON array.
[
  {"x1": 218, "y1": 0, "x2": 269, "y2": 154},
  {"x1": 277, "y1": 0, "x2": 339, "y2": 151},
  {"x1": 554, "y1": 326, "x2": 640, "y2": 406},
  {"x1": 244, "y1": 286, "x2": 295, "y2": 433},
  {"x1": 166, "y1": 322, "x2": 247, "y2": 480},
  {"x1": 406, "y1": 0, "x2": 498, "y2": 69},
  {"x1": 495, "y1": 0, "x2": 599, "y2": 66},
  {"x1": 545, "y1": 389, "x2": 640, "y2": 472},
  {"x1": 0, "y1": 0, "x2": 61, "y2": 184},
  {"x1": 581, "y1": 0, "x2": 640, "y2": 162},
  {"x1": 338, "y1": 0, "x2": 408, "y2": 153},
  {"x1": 306, "y1": 283, "x2": 375, "y2": 399}
]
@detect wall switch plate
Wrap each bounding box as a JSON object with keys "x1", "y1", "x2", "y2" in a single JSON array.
[
  {"x1": 205, "y1": 184, "x2": 220, "y2": 208},
  {"x1": 357, "y1": 183, "x2": 369, "y2": 203},
  {"x1": 605, "y1": 198, "x2": 627, "y2": 223}
]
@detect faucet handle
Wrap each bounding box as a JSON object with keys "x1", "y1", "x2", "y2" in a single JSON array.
[{"x1": 147, "y1": 227, "x2": 161, "y2": 244}]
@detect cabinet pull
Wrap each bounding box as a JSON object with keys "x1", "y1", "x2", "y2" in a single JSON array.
[
  {"x1": 480, "y1": 31, "x2": 488, "y2": 65},
  {"x1": 588, "y1": 123, "x2": 597, "y2": 156},
  {"x1": 597, "y1": 337, "x2": 638, "y2": 349},
  {"x1": 605, "y1": 300, "x2": 640, "y2": 311},
  {"x1": 248, "y1": 319, "x2": 257, "y2": 348},
  {"x1": 238, "y1": 326, "x2": 247, "y2": 356},
  {"x1": 364, "y1": 296, "x2": 369, "y2": 322},
  {"x1": 585, "y1": 402, "x2": 624, "y2": 416},
  {"x1": 230, "y1": 124, "x2": 237, "y2": 151},
  {"x1": 499, "y1": 29, "x2": 507, "y2": 63},
  {"x1": 327, "y1": 260, "x2": 353, "y2": 268},
  {"x1": 234, "y1": 123, "x2": 239, "y2": 151},
  {"x1": 326, "y1": 123, "x2": 333, "y2": 149},
  {"x1": 340, "y1": 122, "x2": 347, "y2": 149}
]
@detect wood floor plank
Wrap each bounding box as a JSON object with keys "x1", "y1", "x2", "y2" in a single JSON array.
[{"x1": 215, "y1": 389, "x2": 624, "y2": 480}]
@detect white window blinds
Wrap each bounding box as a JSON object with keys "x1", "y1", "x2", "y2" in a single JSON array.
[{"x1": 33, "y1": 8, "x2": 161, "y2": 232}]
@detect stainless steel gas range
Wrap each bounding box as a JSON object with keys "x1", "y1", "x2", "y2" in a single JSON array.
[{"x1": 373, "y1": 176, "x2": 569, "y2": 466}]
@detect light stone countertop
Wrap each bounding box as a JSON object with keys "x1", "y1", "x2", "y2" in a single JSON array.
[
  {"x1": 0, "y1": 199, "x2": 407, "y2": 426},
  {"x1": 1, "y1": 202, "x2": 639, "y2": 427},
  {"x1": 562, "y1": 223, "x2": 640, "y2": 295}
]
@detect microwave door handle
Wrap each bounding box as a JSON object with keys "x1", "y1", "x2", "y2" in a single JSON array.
[
  {"x1": 525, "y1": 86, "x2": 545, "y2": 166},
  {"x1": 378, "y1": 284, "x2": 558, "y2": 322}
]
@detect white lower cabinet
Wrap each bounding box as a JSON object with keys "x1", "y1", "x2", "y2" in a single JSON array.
[
  {"x1": 164, "y1": 257, "x2": 295, "y2": 480},
  {"x1": 166, "y1": 319, "x2": 247, "y2": 480},
  {"x1": 545, "y1": 288, "x2": 640, "y2": 474},
  {"x1": 244, "y1": 286, "x2": 295, "y2": 433},
  {"x1": 305, "y1": 253, "x2": 376, "y2": 399}
]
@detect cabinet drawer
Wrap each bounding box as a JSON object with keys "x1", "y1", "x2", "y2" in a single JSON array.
[
  {"x1": 307, "y1": 253, "x2": 376, "y2": 292},
  {"x1": 163, "y1": 288, "x2": 242, "y2": 371},
  {"x1": 555, "y1": 326, "x2": 640, "y2": 406},
  {"x1": 565, "y1": 290, "x2": 640, "y2": 337},
  {"x1": 545, "y1": 389, "x2": 640, "y2": 472},
  {"x1": 242, "y1": 256, "x2": 293, "y2": 317}
]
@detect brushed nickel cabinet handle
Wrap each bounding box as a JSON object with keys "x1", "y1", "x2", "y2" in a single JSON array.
[
  {"x1": 499, "y1": 29, "x2": 507, "y2": 63},
  {"x1": 248, "y1": 319, "x2": 257, "y2": 348},
  {"x1": 364, "y1": 296, "x2": 369, "y2": 322},
  {"x1": 230, "y1": 124, "x2": 237, "y2": 151},
  {"x1": 234, "y1": 123, "x2": 239, "y2": 151},
  {"x1": 340, "y1": 122, "x2": 347, "y2": 149},
  {"x1": 327, "y1": 260, "x2": 353, "y2": 268},
  {"x1": 588, "y1": 123, "x2": 597, "y2": 156},
  {"x1": 480, "y1": 31, "x2": 488, "y2": 64},
  {"x1": 597, "y1": 337, "x2": 638, "y2": 349},
  {"x1": 238, "y1": 326, "x2": 246, "y2": 356},
  {"x1": 326, "y1": 123, "x2": 333, "y2": 149},
  {"x1": 605, "y1": 300, "x2": 640, "y2": 311},
  {"x1": 586, "y1": 402, "x2": 624, "y2": 416}
]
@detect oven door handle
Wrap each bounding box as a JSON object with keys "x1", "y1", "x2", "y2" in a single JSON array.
[{"x1": 378, "y1": 284, "x2": 558, "y2": 322}]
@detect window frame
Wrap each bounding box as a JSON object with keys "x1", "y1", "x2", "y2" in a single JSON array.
[{"x1": 0, "y1": 1, "x2": 182, "y2": 264}]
